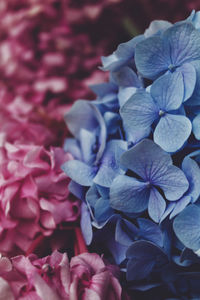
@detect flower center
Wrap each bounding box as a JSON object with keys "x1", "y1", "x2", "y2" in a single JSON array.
[
  {"x1": 168, "y1": 64, "x2": 176, "y2": 72},
  {"x1": 159, "y1": 110, "x2": 165, "y2": 117}
]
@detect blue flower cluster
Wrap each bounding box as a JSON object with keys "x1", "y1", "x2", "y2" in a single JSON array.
[{"x1": 63, "y1": 11, "x2": 200, "y2": 299}]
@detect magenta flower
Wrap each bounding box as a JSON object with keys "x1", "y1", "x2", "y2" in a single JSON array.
[
  {"x1": 0, "y1": 251, "x2": 126, "y2": 300},
  {"x1": 0, "y1": 142, "x2": 80, "y2": 256}
]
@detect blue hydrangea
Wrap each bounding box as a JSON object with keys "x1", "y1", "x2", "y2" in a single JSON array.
[{"x1": 62, "y1": 10, "x2": 200, "y2": 299}]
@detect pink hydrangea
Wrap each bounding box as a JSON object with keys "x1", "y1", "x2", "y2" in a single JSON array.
[
  {"x1": 0, "y1": 251, "x2": 127, "y2": 300},
  {"x1": 0, "y1": 141, "x2": 80, "y2": 256}
]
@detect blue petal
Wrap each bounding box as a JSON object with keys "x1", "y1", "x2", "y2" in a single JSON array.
[
  {"x1": 163, "y1": 22, "x2": 200, "y2": 66},
  {"x1": 177, "y1": 63, "x2": 196, "y2": 102},
  {"x1": 86, "y1": 184, "x2": 99, "y2": 208},
  {"x1": 109, "y1": 175, "x2": 149, "y2": 213},
  {"x1": 150, "y1": 72, "x2": 184, "y2": 111},
  {"x1": 152, "y1": 165, "x2": 189, "y2": 201},
  {"x1": 126, "y1": 240, "x2": 167, "y2": 280},
  {"x1": 170, "y1": 196, "x2": 191, "y2": 219},
  {"x1": 120, "y1": 91, "x2": 158, "y2": 139},
  {"x1": 90, "y1": 82, "x2": 117, "y2": 97},
  {"x1": 192, "y1": 114, "x2": 200, "y2": 140},
  {"x1": 104, "y1": 112, "x2": 121, "y2": 135},
  {"x1": 127, "y1": 256, "x2": 155, "y2": 281},
  {"x1": 64, "y1": 100, "x2": 107, "y2": 164},
  {"x1": 186, "y1": 61, "x2": 200, "y2": 106},
  {"x1": 62, "y1": 160, "x2": 95, "y2": 186},
  {"x1": 101, "y1": 35, "x2": 144, "y2": 72},
  {"x1": 135, "y1": 36, "x2": 170, "y2": 79},
  {"x1": 154, "y1": 113, "x2": 192, "y2": 152},
  {"x1": 80, "y1": 202, "x2": 93, "y2": 245},
  {"x1": 173, "y1": 204, "x2": 200, "y2": 251},
  {"x1": 160, "y1": 202, "x2": 176, "y2": 222},
  {"x1": 63, "y1": 138, "x2": 82, "y2": 160},
  {"x1": 93, "y1": 140, "x2": 127, "y2": 187},
  {"x1": 137, "y1": 218, "x2": 164, "y2": 247},
  {"x1": 148, "y1": 188, "x2": 166, "y2": 223},
  {"x1": 94, "y1": 197, "x2": 114, "y2": 223},
  {"x1": 79, "y1": 128, "x2": 96, "y2": 164},
  {"x1": 182, "y1": 156, "x2": 200, "y2": 202},
  {"x1": 68, "y1": 180, "x2": 84, "y2": 200},
  {"x1": 115, "y1": 218, "x2": 139, "y2": 246},
  {"x1": 112, "y1": 66, "x2": 142, "y2": 88},
  {"x1": 144, "y1": 20, "x2": 172, "y2": 38},
  {"x1": 118, "y1": 87, "x2": 138, "y2": 107},
  {"x1": 120, "y1": 139, "x2": 172, "y2": 181}
]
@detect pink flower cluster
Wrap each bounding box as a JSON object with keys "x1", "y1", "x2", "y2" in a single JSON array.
[
  {"x1": 0, "y1": 251, "x2": 125, "y2": 300},
  {"x1": 0, "y1": 141, "x2": 80, "y2": 256}
]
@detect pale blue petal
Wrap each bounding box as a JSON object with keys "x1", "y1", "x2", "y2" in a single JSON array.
[
  {"x1": 79, "y1": 128, "x2": 96, "y2": 164},
  {"x1": 94, "y1": 197, "x2": 114, "y2": 223},
  {"x1": 173, "y1": 204, "x2": 200, "y2": 251},
  {"x1": 135, "y1": 36, "x2": 170, "y2": 79},
  {"x1": 120, "y1": 139, "x2": 172, "y2": 181},
  {"x1": 144, "y1": 20, "x2": 172, "y2": 38},
  {"x1": 152, "y1": 165, "x2": 189, "y2": 201},
  {"x1": 186, "y1": 61, "x2": 200, "y2": 106},
  {"x1": 118, "y1": 87, "x2": 138, "y2": 107},
  {"x1": 63, "y1": 138, "x2": 82, "y2": 160},
  {"x1": 112, "y1": 66, "x2": 142, "y2": 88},
  {"x1": 62, "y1": 160, "x2": 95, "y2": 186},
  {"x1": 90, "y1": 82, "x2": 117, "y2": 97},
  {"x1": 150, "y1": 72, "x2": 184, "y2": 111},
  {"x1": 148, "y1": 188, "x2": 166, "y2": 223},
  {"x1": 120, "y1": 91, "x2": 158, "y2": 138},
  {"x1": 182, "y1": 156, "x2": 200, "y2": 202},
  {"x1": 80, "y1": 202, "x2": 93, "y2": 245},
  {"x1": 160, "y1": 202, "x2": 176, "y2": 223},
  {"x1": 170, "y1": 196, "x2": 191, "y2": 219},
  {"x1": 177, "y1": 63, "x2": 196, "y2": 102},
  {"x1": 93, "y1": 140, "x2": 127, "y2": 187},
  {"x1": 109, "y1": 175, "x2": 149, "y2": 213},
  {"x1": 86, "y1": 184, "x2": 99, "y2": 208},
  {"x1": 192, "y1": 114, "x2": 200, "y2": 140},
  {"x1": 154, "y1": 114, "x2": 192, "y2": 152},
  {"x1": 64, "y1": 100, "x2": 107, "y2": 165},
  {"x1": 101, "y1": 35, "x2": 144, "y2": 72},
  {"x1": 115, "y1": 218, "x2": 139, "y2": 246},
  {"x1": 163, "y1": 22, "x2": 200, "y2": 66}
]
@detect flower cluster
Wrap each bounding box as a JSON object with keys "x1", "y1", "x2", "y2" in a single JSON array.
[
  {"x1": 0, "y1": 140, "x2": 80, "y2": 256},
  {"x1": 0, "y1": 251, "x2": 125, "y2": 299},
  {"x1": 63, "y1": 11, "x2": 200, "y2": 299}
]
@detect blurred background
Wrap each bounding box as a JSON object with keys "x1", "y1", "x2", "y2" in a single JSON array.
[{"x1": 0, "y1": 0, "x2": 200, "y2": 144}]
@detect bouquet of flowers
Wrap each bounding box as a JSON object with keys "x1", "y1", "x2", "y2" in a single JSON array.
[{"x1": 63, "y1": 10, "x2": 200, "y2": 299}]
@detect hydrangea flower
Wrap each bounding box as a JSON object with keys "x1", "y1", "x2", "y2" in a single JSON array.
[
  {"x1": 63, "y1": 10, "x2": 200, "y2": 299},
  {"x1": 110, "y1": 139, "x2": 189, "y2": 222},
  {"x1": 135, "y1": 22, "x2": 199, "y2": 100},
  {"x1": 0, "y1": 141, "x2": 80, "y2": 255},
  {"x1": 120, "y1": 72, "x2": 192, "y2": 152},
  {"x1": 0, "y1": 251, "x2": 127, "y2": 300}
]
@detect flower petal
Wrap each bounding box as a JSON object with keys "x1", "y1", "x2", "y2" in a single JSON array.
[
  {"x1": 135, "y1": 36, "x2": 170, "y2": 79},
  {"x1": 120, "y1": 91, "x2": 158, "y2": 140},
  {"x1": 154, "y1": 113, "x2": 192, "y2": 152},
  {"x1": 173, "y1": 204, "x2": 200, "y2": 251},
  {"x1": 109, "y1": 175, "x2": 149, "y2": 213},
  {"x1": 62, "y1": 160, "x2": 95, "y2": 186},
  {"x1": 152, "y1": 165, "x2": 189, "y2": 201},
  {"x1": 148, "y1": 188, "x2": 166, "y2": 223},
  {"x1": 163, "y1": 22, "x2": 200, "y2": 66},
  {"x1": 120, "y1": 139, "x2": 172, "y2": 180},
  {"x1": 150, "y1": 72, "x2": 184, "y2": 111}
]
